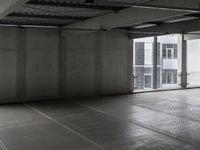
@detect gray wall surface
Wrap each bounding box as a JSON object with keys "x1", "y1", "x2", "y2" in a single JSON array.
[
  {"x1": 0, "y1": 27, "x2": 133, "y2": 103},
  {"x1": 0, "y1": 27, "x2": 17, "y2": 100},
  {"x1": 65, "y1": 33, "x2": 96, "y2": 97},
  {"x1": 26, "y1": 29, "x2": 59, "y2": 98},
  {"x1": 100, "y1": 32, "x2": 132, "y2": 95}
]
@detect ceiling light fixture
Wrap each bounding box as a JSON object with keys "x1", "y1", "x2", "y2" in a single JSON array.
[
  {"x1": 134, "y1": 23, "x2": 157, "y2": 29},
  {"x1": 166, "y1": 16, "x2": 199, "y2": 23}
]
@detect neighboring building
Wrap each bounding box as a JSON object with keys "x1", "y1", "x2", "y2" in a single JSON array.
[
  {"x1": 133, "y1": 35, "x2": 178, "y2": 91},
  {"x1": 161, "y1": 43, "x2": 178, "y2": 88}
]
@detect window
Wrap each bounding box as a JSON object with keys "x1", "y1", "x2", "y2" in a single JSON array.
[
  {"x1": 167, "y1": 72, "x2": 172, "y2": 84},
  {"x1": 133, "y1": 35, "x2": 179, "y2": 91},
  {"x1": 162, "y1": 49, "x2": 167, "y2": 59},
  {"x1": 174, "y1": 48, "x2": 177, "y2": 58},
  {"x1": 167, "y1": 44, "x2": 173, "y2": 48},
  {"x1": 144, "y1": 43, "x2": 153, "y2": 65},
  {"x1": 162, "y1": 73, "x2": 167, "y2": 84},
  {"x1": 162, "y1": 44, "x2": 178, "y2": 59},
  {"x1": 162, "y1": 70, "x2": 177, "y2": 84},
  {"x1": 167, "y1": 49, "x2": 172, "y2": 59},
  {"x1": 144, "y1": 75, "x2": 152, "y2": 88},
  {"x1": 187, "y1": 39, "x2": 200, "y2": 86}
]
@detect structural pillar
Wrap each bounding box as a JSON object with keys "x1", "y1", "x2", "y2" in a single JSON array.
[
  {"x1": 153, "y1": 36, "x2": 158, "y2": 89},
  {"x1": 58, "y1": 28, "x2": 66, "y2": 97},
  {"x1": 95, "y1": 31, "x2": 103, "y2": 96},
  {"x1": 127, "y1": 37, "x2": 133, "y2": 93},
  {"x1": 17, "y1": 27, "x2": 26, "y2": 100},
  {"x1": 178, "y1": 34, "x2": 188, "y2": 88}
]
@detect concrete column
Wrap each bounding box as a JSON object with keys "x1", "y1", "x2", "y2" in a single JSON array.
[
  {"x1": 95, "y1": 31, "x2": 103, "y2": 96},
  {"x1": 58, "y1": 29, "x2": 66, "y2": 97},
  {"x1": 16, "y1": 27, "x2": 26, "y2": 99},
  {"x1": 127, "y1": 38, "x2": 133, "y2": 93},
  {"x1": 178, "y1": 34, "x2": 188, "y2": 88},
  {"x1": 153, "y1": 36, "x2": 158, "y2": 89},
  {"x1": 181, "y1": 35, "x2": 188, "y2": 88},
  {"x1": 95, "y1": 31, "x2": 132, "y2": 95}
]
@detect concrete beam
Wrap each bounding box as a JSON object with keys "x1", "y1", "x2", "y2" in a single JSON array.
[
  {"x1": 0, "y1": 0, "x2": 29, "y2": 19},
  {"x1": 102, "y1": 0, "x2": 200, "y2": 13},
  {"x1": 146, "y1": 0, "x2": 200, "y2": 10},
  {"x1": 66, "y1": 7, "x2": 187, "y2": 30},
  {"x1": 129, "y1": 19, "x2": 200, "y2": 39},
  {"x1": 184, "y1": 33, "x2": 200, "y2": 40}
]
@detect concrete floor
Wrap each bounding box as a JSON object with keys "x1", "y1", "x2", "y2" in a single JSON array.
[{"x1": 1, "y1": 89, "x2": 200, "y2": 149}]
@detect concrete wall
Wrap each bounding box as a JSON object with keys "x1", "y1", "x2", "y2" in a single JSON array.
[
  {"x1": 65, "y1": 32, "x2": 96, "y2": 97},
  {"x1": 63, "y1": 31, "x2": 133, "y2": 97},
  {"x1": 0, "y1": 27, "x2": 17, "y2": 100},
  {"x1": 25, "y1": 28, "x2": 59, "y2": 98},
  {"x1": 0, "y1": 27, "x2": 132, "y2": 103},
  {"x1": 100, "y1": 32, "x2": 132, "y2": 95}
]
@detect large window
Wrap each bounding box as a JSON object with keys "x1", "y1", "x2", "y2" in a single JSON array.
[
  {"x1": 187, "y1": 39, "x2": 200, "y2": 87},
  {"x1": 133, "y1": 37, "x2": 154, "y2": 91},
  {"x1": 158, "y1": 35, "x2": 179, "y2": 89},
  {"x1": 133, "y1": 34, "x2": 180, "y2": 92}
]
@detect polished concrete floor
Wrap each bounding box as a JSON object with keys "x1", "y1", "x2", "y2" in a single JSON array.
[{"x1": 1, "y1": 89, "x2": 200, "y2": 149}]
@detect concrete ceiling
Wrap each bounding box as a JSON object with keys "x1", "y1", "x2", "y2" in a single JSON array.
[
  {"x1": 0, "y1": 0, "x2": 29, "y2": 19},
  {"x1": 0, "y1": 0, "x2": 200, "y2": 37}
]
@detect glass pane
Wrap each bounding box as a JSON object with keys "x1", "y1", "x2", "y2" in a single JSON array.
[
  {"x1": 167, "y1": 49, "x2": 172, "y2": 59},
  {"x1": 167, "y1": 44, "x2": 173, "y2": 48},
  {"x1": 145, "y1": 75, "x2": 152, "y2": 88},
  {"x1": 187, "y1": 39, "x2": 200, "y2": 87},
  {"x1": 162, "y1": 72, "x2": 167, "y2": 84},
  {"x1": 133, "y1": 34, "x2": 180, "y2": 92},
  {"x1": 162, "y1": 49, "x2": 167, "y2": 59},
  {"x1": 174, "y1": 48, "x2": 177, "y2": 58},
  {"x1": 145, "y1": 48, "x2": 153, "y2": 65},
  {"x1": 167, "y1": 72, "x2": 171, "y2": 84},
  {"x1": 133, "y1": 37, "x2": 153, "y2": 91},
  {"x1": 157, "y1": 34, "x2": 179, "y2": 89}
]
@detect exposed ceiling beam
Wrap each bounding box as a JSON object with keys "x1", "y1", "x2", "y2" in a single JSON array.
[
  {"x1": 8, "y1": 12, "x2": 89, "y2": 21},
  {"x1": 116, "y1": 13, "x2": 200, "y2": 29},
  {"x1": 27, "y1": 0, "x2": 125, "y2": 10},
  {"x1": 128, "y1": 18, "x2": 200, "y2": 38},
  {"x1": 0, "y1": 0, "x2": 29, "y2": 19},
  {"x1": 66, "y1": 5, "x2": 187, "y2": 30},
  {"x1": 184, "y1": 33, "x2": 200, "y2": 40},
  {"x1": 135, "y1": 0, "x2": 156, "y2": 4},
  {"x1": 99, "y1": 1, "x2": 200, "y2": 13},
  {"x1": 128, "y1": 33, "x2": 164, "y2": 39},
  {"x1": 127, "y1": 29, "x2": 165, "y2": 38},
  {"x1": 130, "y1": 4, "x2": 200, "y2": 13},
  {"x1": 0, "y1": 20, "x2": 67, "y2": 27}
]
